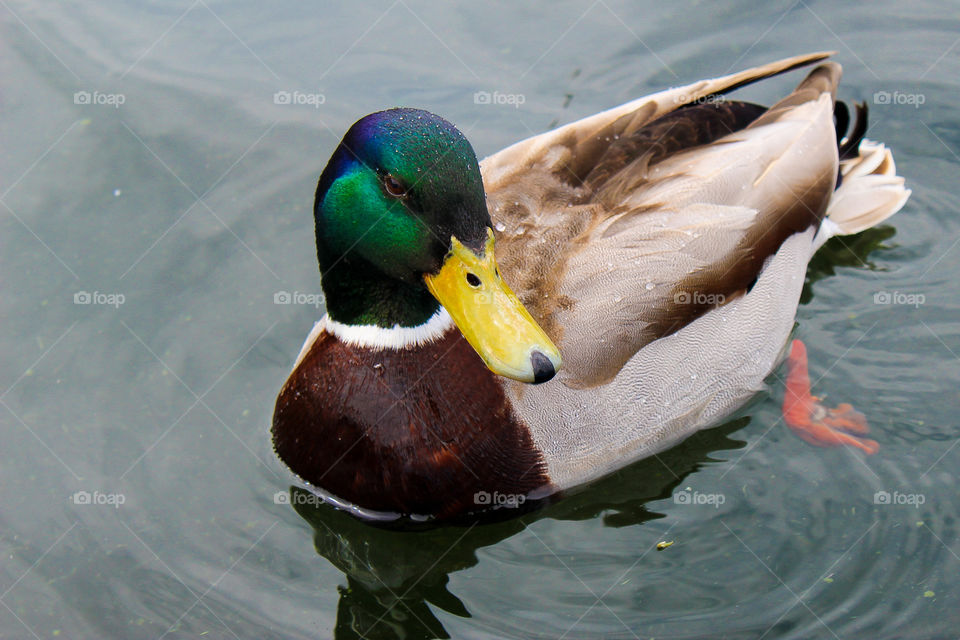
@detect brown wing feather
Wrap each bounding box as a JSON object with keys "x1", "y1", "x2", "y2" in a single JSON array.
[
  {"x1": 587, "y1": 100, "x2": 768, "y2": 204},
  {"x1": 482, "y1": 55, "x2": 842, "y2": 388}
]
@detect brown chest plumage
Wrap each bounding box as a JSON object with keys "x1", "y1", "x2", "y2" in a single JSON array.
[{"x1": 272, "y1": 328, "x2": 552, "y2": 519}]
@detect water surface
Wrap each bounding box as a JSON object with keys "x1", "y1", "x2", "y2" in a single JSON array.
[{"x1": 2, "y1": 1, "x2": 959, "y2": 638}]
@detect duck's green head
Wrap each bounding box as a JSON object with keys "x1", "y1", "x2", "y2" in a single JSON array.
[{"x1": 314, "y1": 108, "x2": 560, "y2": 383}]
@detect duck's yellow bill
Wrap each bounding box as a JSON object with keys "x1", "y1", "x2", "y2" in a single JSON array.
[{"x1": 424, "y1": 228, "x2": 561, "y2": 384}]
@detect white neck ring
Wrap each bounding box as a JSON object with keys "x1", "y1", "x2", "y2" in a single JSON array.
[{"x1": 323, "y1": 307, "x2": 455, "y2": 350}]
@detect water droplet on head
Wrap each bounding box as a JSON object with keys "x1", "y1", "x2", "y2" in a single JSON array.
[
  {"x1": 645, "y1": 282, "x2": 656, "y2": 290},
  {"x1": 495, "y1": 222, "x2": 506, "y2": 232}
]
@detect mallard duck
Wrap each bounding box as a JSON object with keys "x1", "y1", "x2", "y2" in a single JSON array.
[{"x1": 273, "y1": 52, "x2": 910, "y2": 521}]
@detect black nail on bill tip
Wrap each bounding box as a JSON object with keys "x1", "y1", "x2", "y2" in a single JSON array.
[{"x1": 530, "y1": 350, "x2": 556, "y2": 384}]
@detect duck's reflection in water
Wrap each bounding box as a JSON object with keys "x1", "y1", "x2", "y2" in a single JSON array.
[{"x1": 287, "y1": 417, "x2": 748, "y2": 639}]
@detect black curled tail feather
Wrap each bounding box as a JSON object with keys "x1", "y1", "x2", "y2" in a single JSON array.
[{"x1": 837, "y1": 101, "x2": 868, "y2": 160}]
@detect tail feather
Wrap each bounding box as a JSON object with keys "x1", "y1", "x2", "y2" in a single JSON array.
[
  {"x1": 838, "y1": 102, "x2": 869, "y2": 160},
  {"x1": 819, "y1": 139, "x2": 910, "y2": 242}
]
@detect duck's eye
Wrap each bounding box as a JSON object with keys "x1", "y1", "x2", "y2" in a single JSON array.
[
  {"x1": 466, "y1": 273, "x2": 481, "y2": 287},
  {"x1": 382, "y1": 174, "x2": 407, "y2": 198}
]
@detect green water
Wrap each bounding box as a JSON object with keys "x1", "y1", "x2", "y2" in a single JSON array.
[{"x1": 3, "y1": 1, "x2": 959, "y2": 638}]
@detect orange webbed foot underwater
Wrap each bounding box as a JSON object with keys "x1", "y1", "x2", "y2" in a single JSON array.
[{"x1": 782, "y1": 339, "x2": 879, "y2": 455}]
